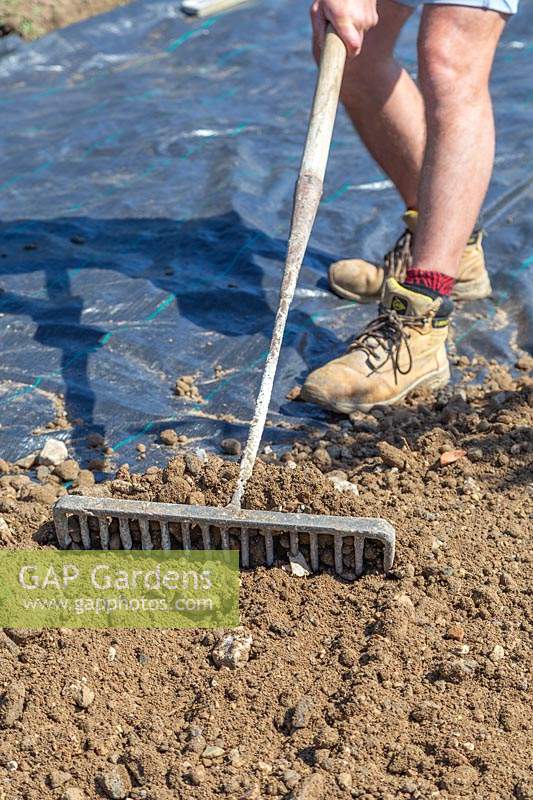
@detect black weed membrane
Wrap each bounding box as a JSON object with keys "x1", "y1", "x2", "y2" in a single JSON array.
[{"x1": 0, "y1": 0, "x2": 531, "y2": 474}]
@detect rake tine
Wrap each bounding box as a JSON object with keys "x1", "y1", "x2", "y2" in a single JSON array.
[
  {"x1": 160, "y1": 520, "x2": 171, "y2": 550},
  {"x1": 264, "y1": 531, "x2": 274, "y2": 566},
  {"x1": 354, "y1": 535, "x2": 365, "y2": 577},
  {"x1": 118, "y1": 518, "x2": 133, "y2": 549},
  {"x1": 383, "y1": 538, "x2": 395, "y2": 573},
  {"x1": 181, "y1": 521, "x2": 191, "y2": 550},
  {"x1": 309, "y1": 532, "x2": 319, "y2": 571},
  {"x1": 139, "y1": 518, "x2": 153, "y2": 550},
  {"x1": 240, "y1": 528, "x2": 250, "y2": 568},
  {"x1": 79, "y1": 515, "x2": 91, "y2": 549},
  {"x1": 200, "y1": 523, "x2": 211, "y2": 550},
  {"x1": 53, "y1": 509, "x2": 71, "y2": 548},
  {"x1": 334, "y1": 533, "x2": 343, "y2": 575},
  {"x1": 99, "y1": 517, "x2": 110, "y2": 550},
  {"x1": 289, "y1": 531, "x2": 299, "y2": 557},
  {"x1": 220, "y1": 526, "x2": 230, "y2": 550}
]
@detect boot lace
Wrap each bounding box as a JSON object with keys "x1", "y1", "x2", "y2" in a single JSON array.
[
  {"x1": 347, "y1": 307, "x2": 430, "y2": 384},
  {"x1": 383, "y1": 228, "x2": 413, "y2": 285}
]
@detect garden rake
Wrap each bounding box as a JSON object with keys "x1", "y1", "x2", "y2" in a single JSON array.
[{"x1": 53, "y1": 26, "x2": 395, "y2": 577}]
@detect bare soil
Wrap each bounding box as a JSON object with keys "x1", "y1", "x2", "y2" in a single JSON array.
[
  {"x1": 0, "y1": 0, "x2": 129, "y2": 40},
  {"x1": 0, "y1": 357, "x2": 531, "y2": 800}
]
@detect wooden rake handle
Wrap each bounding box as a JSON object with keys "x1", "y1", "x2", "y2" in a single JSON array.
[
  {"x1": 230, "y1": 26, "x2": 347, "y2": 509},
  {"x1": 301, "y1": 24, "x2": 347, "y2": 183}
]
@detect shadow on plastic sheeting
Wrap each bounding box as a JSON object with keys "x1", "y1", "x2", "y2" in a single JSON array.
[{"x1": 0, "y1": 210, "x2": 344, "y2": 462}]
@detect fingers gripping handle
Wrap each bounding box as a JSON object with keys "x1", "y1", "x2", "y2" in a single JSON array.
[{"x1": 229, "y1": 28, "x2": 346, "y2": 509}]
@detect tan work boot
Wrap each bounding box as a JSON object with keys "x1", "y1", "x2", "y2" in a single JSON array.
[
  {"x1": 300, "y1": 278, "x2": 452, "y2": 413},
  {"x1": 328, "y1": 209, "x2": 491, "y2": 303}
]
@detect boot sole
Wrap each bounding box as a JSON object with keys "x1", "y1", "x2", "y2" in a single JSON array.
[{"x1": 302, "y1": 361, "x2": 451, "y2": 414}]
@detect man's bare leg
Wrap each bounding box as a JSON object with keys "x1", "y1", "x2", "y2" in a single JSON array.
[
  {"x1": 413, "y1": 5, "x2": 506, "y2": 278},
  {"x1": 340, "y1": 0, "x2": 425, "y2": 207}
]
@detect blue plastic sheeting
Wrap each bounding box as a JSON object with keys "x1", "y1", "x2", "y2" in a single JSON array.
[{"x1": 0, "y1": 0, "x2": 531, "y2": 471}]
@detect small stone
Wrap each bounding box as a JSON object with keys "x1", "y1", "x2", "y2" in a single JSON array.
[
  {"x1": 312, "y1": 448, "x2": 331, "y2": 470},
  {"x1": 283, "y1": 769, "x2": 301, "y2": 790},
  {"x1": 54, "y1": 460, "x2": 80, "y2": 482},
  {"x1": 467, "y1": 448, "x2": 484, "y2": 462},
  {"x1": 220, "y1": 438, "x2": 241, "y2": 456},
  {"x1": 439, "y1": 449, "x2": 466, "y2": 466},
  {"x1": 185, "y1": 732, "x2": 206, "y2": 755},
  {"x1": 446, "y1": 624, "x2": 465, "y2": 642},
  {"x1": 378, "y1": 441, "x2": 407, "y2": 470},
  {"x1": 20, "y1": 482, "x2": 58, "y2": 504},
  {"x1": 187, "y1": 765, "x2": 206, "y2": 785},
  {"x1": 6, "y1": 760, "x2": 18, "y2": 771},
  {"x1": 211, "y1": 627, "x2": 253, "y2": 669},
  {"x1": 337, "y1": 772, "x2": 352, "y2": 790},
  {"x1": 410, "y1": 701, "x2": 439, "y2": 723},
  {"x1": 289, "y1": 551, "x2": 311, "y2": 577},
  {"x1": 0, "y1": 682, "x2": 25, "y2": 728},
  {"x1": 327, "y1": 475, "x2": 359, "y2": 495},
  {"x1": 15, "y1": 452, "x2": 38, "y2": 469},
  {"x1": 0, "y1": 516, "x2": 14, "y2": 544},
  {"x1": 48, "y1": 770, "x2": 72, "y2": 788},
  {"x1": 220, "y1": 776, "x2": 242, "y2": 794},
  {"x1": 291, "y1": 695, "x2": 314, "y2": 731},
  {"x1": 462, "y1": 476, "x2": 480, "y2": 495},
  {"x1": 338, "y1": 648, "x2": 356, "y2": 668},
  {"x1": 39, "y1": 438, "x2": 68, "y2": 466},
  {"x1": 98, "y1": 765, "x2": 131, "y2": 799},
  {"x1": 201, "y1": 745, "x2": 224, "y2": 759},
  {"x1": 184, "y1": 452, "x2": 203, "y2": 475},
  {"x1": 290, "y1": 772, "x2": 324, "y2": 799},
  {"x1": 62, "y1": 789, "x2": 85, "y2": 800},
  {"x1": 228, "y1": 747, "x2": 244, "y2": 767},
  {"x1": 435, "y1": 657, "x2": 475, "y2": 683},
  {"x1": 76, "y1": 469, "x2": 95, "y2": 487},
  {"x1": 314, "y1": 724, "x2": 339, "y2": 748},
  {"x1": 66, "y1": 681, "x2": 95, "y2": 709},
  {"x1": 490, "y1": 644, "x2": 505, "y2": 662},
  {"x1": 442, "y1": 765, "x2": 478, "y2": 790},
  {"x1": 159, "y1": 429, "x2": 178, "y2": 446},
  {"x1": 136, "y1": 443, "x2": 146, "y2": 453},
  {"x1": 70, "y1": 235, "x2": 86, "y2": 245}
]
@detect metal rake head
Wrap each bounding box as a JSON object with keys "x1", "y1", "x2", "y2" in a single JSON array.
[{"x1": 53, "y1": 495, "x2": 395, "y2": 577}]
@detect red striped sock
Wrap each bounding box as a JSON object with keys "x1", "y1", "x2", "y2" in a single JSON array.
[{"x1": 404, "y1": 268, "x2": 454, "y2": 296}]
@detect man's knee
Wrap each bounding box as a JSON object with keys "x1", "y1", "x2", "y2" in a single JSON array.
[
  {"x1": 417, "y1": 7, "x2": 503, "y2": 106},
  {"x1": 418, "y1": 38, "x2": 476, "y2": 104}
]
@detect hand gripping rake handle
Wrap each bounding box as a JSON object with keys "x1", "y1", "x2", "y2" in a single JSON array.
[{"x1": 230, "y1": 26, "x2": 346, "y2": 508}]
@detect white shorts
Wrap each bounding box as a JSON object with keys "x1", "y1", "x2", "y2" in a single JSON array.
[{"x1": 394, "y1": 0, "x2": 519, "y2": 14}]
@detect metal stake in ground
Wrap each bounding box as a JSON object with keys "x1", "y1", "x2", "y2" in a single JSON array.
[{"x1": 54, "y1": 26, "x2": 396, "y2": 576}]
